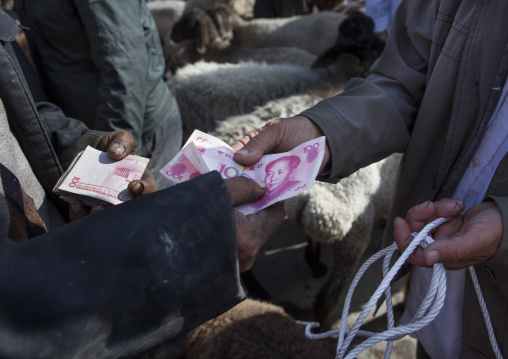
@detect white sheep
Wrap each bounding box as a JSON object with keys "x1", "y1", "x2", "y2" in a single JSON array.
[
  {"x1": 185, "y1": 298, "x2": 337, "y2": 359},
  {"x1": 164, "y1": 39, "x2": 318, "y2": 73},
  {"x1": 167, "y1": 60, "x2": 348, "y2": 140},
  {"x1": 285, "y1": 153, "x2": 402, "y2": 330}
]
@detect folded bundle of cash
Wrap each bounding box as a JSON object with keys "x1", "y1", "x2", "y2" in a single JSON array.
[
  {"x1": 160, "y1": 130, "x2": 325, "y2": 215},
  {"x1": 53, "y1": 146, "x2": 150, "y2": 207}
]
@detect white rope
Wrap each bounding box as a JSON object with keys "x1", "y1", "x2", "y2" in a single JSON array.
[{"x1": 298, "y1": 217, "x2": 504, "y2": 359}]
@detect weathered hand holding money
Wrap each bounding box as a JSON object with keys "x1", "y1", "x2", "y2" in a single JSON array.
[
  {"x1": 160, "y1": 130, "x2": 326, "y2": 214},
  {"x1": 54, "y1": 130, "x2": 156, "y2": 220}
]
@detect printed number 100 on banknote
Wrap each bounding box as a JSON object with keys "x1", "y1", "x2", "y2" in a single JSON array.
[{"x1": 160, "y1": 130, "x2": 326, "y2": 215}]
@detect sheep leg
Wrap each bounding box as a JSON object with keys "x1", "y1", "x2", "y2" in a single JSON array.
[
  {"x1": 304, "y1": 236, "x2": 328, "y2": 278},
  {"x1": 313, "y1": 220, "x2": 373, "y2": 331}
]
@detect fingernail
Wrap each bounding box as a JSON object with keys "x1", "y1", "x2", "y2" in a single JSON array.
[
  {"x1": 71, "y1": 201, "x2": 82, "y2": 215},
  {"x1": 447, "y1": 201, "x2": 463, "y2": 209},
  {"x1": 110, "y1": 141, "x2": 126, "y2": 156},
  {"x1": 254, "y1": 179, "x2": 266, "y2": 189},
  {"x1": 426, "y1": 250, "x2": 439, "y2": 265},
  {"x1": 131, "y1": 182, "x2": 144, "y2": 194},
  {"x1": 417, "y1": 201, "x2": 430, "y2": 209},
  {"x1": 236, "y1": 149, "x2": 249, "y2": 156}
]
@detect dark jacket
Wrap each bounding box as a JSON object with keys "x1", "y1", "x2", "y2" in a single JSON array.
[
  {"x1": 301, "y1": 0, "x2": 508, "y2": 357},
  {"x1": 15, "y1": 0, "x2": 178, "y2": 154},
  {"x1": 0, "y1": 11, "x2": 244, "y2": 358}
]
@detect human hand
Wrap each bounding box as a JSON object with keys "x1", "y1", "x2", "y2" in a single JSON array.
[
  {"x1": 393, "y1": 199, "x2": 502, "y2": 270},
  {"x1": 225, "y1": 176, "x2": 285, "y2": 272},
  {"x1": 69, "y1": 130, "x2": 157, "y2": 221},
  {"x1": 232, "y1": 116, "x2": 331, "y2": 173}
]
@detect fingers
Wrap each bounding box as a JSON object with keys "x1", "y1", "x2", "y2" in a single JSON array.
[
  {"x1": 69, "y1": 200, "x2": 87, "y2": 221},
  {"x1": 422, "y1": 202, "x2": 502, "y2": 269},
  {"x1": 128, "y1": 169, "x2": 157, "y2": 197},
  {"x1": 98, "y1": 130, "x2": 135, "y2": 160},
  {"x1": 233, "y1": 120, "x2": 281, "y2": 166},
  {"x1": 393, "y1": 199, "x2": 466, "y2": 267},
  {"x1": 225, "y1": 176, "x2": 267, "y2": 206},
  {"x1": 231, "y1": 128, "x2": 259, "y2": 152},
  {"x1": 236, "y1": 202, "x2": 284, "y2": 272},
  {"x1": 253, "y1": 202, "x2": 285, "y2": 238},
  {"x1": 90, "y1": 205, "x2": 106, "y2": 214},
  {"x1": 233, "y1": 116, "x2": 331, "y2": 173},
  {"x1": 404, "y1": 199, "x2": 465, "y2": 232}
]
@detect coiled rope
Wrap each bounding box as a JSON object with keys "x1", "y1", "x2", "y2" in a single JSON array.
[{"x1": 298, "y1": 217, "x2": 503, "y2": 359}]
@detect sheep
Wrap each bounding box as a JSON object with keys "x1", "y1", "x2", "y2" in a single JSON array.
[
  {"x1": 167, "y1": 10, "x2": 383, "y2": 141},
  {"x1": 285, "y1": 153, "x2": 402, "y2": 330},
  {"x1": 164, "y1": 39, "x2": 318, "y2": 74},
  {"x1": 229, "y1": 11, "x2": 348, "y2": 55},
  {"x1": 147, "y1": 0, "x2": 186, "y2": 44},
  {"x1": 170, "y1": 3, "x2": 348, "y2": 58},
  {"x1": 168, "y1": 60, "x2": 347, "y2": 140},
  {"x1": 185, "y1": 298, "x2": 337, "y2": 359}
]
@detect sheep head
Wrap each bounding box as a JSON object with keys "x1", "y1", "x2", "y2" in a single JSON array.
[
  {"x1": 311, "y1": 11, "x2": 385, "y2": 79},
  {"x1": 170, "y1": 1, "x2": 236, "y2": 54}
]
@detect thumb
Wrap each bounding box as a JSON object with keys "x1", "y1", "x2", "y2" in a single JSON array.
[
  {"x1": 98, "y1": 130, "x2": 135, "y2": 160},
  {"x1": 233, "y1": 123, "x2": 281, "y2": 166},
  {"x1": 225, "y1": 176, "x2": 267, "y2": 206}
]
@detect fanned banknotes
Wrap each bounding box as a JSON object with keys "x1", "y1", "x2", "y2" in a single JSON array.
[
  {"x1": 160, "y1": 130, "x2": 326, "y2": 215},
  {"x1": 53, "y1": 146, "x2": 150, "y2": 207}
]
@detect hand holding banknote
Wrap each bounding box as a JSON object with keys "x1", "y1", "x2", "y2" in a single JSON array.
[
  {"x1": 225, "y1": 176, "x2": 284, "y2": 272},
  {"x1": 160, "y1": 129, "x2": 327, "y2": 215},
  {"x1": 68, "y1": 130, "x2": 156, "y2": 220},
  {"x1": 233, "y1": 116, "x2": 330, "y2": 173}
]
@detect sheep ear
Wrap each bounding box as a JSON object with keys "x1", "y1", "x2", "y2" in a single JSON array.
[
  {"x1": 194, "y1": 13, "x2": 214, "y2": 55},
  {"x1": 311, "y1": 46, "x2": 340, "y2": 69},
  {"x1": 207, "y1": 3, "x2": 234, "y2": 41}
]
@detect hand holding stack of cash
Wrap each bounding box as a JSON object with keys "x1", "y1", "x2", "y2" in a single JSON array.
[
  {"x1": 53, "y1": 146, "x2": 150, "y2": 207},
  {"x1": 160, "y1": 130, "x2": 326, "y2": 215}
]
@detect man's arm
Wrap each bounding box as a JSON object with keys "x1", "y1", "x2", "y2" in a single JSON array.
[
  {"x1": 234, "y1": 0, "x2": 438, "y2": 181},
  {"x1": 73, "y1": 0, "x2": 151, "y2": 152},
  {"x1": 0, "y1": 172, "x2": 283, "y2": 358}
]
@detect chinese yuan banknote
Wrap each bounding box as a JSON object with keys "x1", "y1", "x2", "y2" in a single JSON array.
[
  {"x1": 53, "y1": 146, "x2": 150, "y2": 206},
  {"x1": 160, "y1": 130, "x2": 326, "y2": 215}
]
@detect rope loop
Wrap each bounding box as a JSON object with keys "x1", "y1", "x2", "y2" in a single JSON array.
[{"x1": 299, "y1": 216, "x2": 503, "y2": 358}]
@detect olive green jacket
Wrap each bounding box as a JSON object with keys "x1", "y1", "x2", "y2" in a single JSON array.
[
  {"x1": 15, "y1": 0, "x2": 177, "y2": 154},
  {"x1": 301, "y1": 0, "x2": 508, "y2": 357}
]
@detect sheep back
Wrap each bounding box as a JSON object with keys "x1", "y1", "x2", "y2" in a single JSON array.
[{"x1": 185, "y1": 299, "x2": 336, "y2": 359}]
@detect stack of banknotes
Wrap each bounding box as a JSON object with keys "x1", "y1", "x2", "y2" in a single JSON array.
[
  {"x1": 53, "y1": 146, "x2": 150, "y2": 207},
  {"x1": 160, "y1": 130, "x2": 326, "y2": 215}
]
